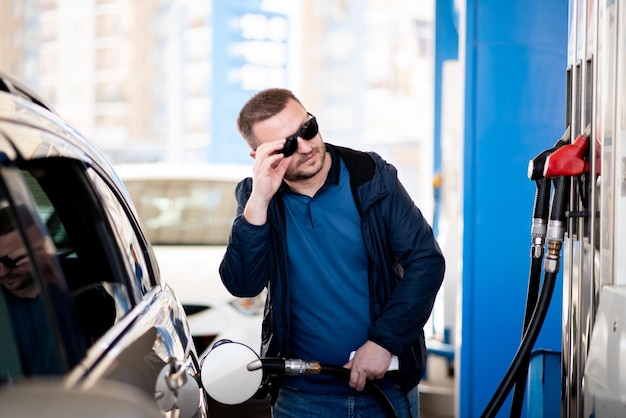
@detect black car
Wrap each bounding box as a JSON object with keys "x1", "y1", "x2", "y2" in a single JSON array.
[{"x1": 0, "y1": 72, "x2": 207, "y2": 417}]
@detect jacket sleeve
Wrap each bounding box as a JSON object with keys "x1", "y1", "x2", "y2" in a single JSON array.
[
  {"x1": 368, "y1": 172, "x2": 446, "y2": 354},
  {"x1": 219, "y1": 178, "x2": 272, "y2": 297}
]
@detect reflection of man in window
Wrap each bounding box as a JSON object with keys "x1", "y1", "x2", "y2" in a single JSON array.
[{"x1": 0, "y1": 204, "x2": 61, "y2": 376}]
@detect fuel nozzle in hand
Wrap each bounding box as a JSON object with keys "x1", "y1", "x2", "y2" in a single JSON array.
[{"x1": 246, "y1": 358, "x2": 322, "y2": 375}]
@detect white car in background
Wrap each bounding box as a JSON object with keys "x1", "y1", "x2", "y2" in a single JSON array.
[{"x1": 115, "y1": 163, "x2": 264, "y2": 356}]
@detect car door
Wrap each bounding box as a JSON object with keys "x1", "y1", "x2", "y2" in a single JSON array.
[{"x1": 0, "y1": 155, "x2": 205, "y2": 417}]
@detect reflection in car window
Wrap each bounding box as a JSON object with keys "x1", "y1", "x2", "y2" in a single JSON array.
[
  {"x1": 16, "y1": 161, "x2": 132, "y2": 347},
  {"x1": 123, "y1": 179, "x2": 238, "y2": 245},
  {"x1": 0, "y1": 201, "x2": 64, "y2": 380},
  {"x1": 88, "y1": 169, "x2": 152, "y2": 299}
]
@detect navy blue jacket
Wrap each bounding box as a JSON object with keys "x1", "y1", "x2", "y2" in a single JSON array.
[{"x1": 219, "y1": 144, "x2": 445, "y2": 391}]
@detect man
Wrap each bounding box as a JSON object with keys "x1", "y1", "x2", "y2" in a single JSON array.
[
  {"x1": 0, "y1": 203, "x2": 96, "y2": 377},
  {"x1": 220, "y1": 88, "x2": 445, "y2": 417},
  {"x1": 0, "y1": 204, "x2": 61, "y2": 376}
]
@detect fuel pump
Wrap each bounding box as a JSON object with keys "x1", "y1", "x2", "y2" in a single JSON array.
[{"x1": 481, "y1": 126, "x2": 591, "y2": 418}]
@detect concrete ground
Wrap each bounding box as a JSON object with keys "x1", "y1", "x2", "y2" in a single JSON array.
[{"x1": 419, "y1": 354, "x2": 455, "y2": 418}]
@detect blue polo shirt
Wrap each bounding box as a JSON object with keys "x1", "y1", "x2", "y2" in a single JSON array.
[{"x1": 281, "y1": 147, "x2": 371, "y2": 394}]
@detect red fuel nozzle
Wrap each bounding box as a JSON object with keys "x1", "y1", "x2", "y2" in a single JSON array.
[{"x1": 543, "y1": 133, "x2": 589, "y2": 178}]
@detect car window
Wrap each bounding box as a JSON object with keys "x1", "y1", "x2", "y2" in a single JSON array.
[
  {"x1": 87, "y1": 169, "x2": 153, "y2": 298},
  {"x1": 16, "y1": 159, "x2": 135, "y2": 340},
  {"x1": 0, "y1": 166, "x2": 87, "y2": 382},
  {"x1": 123, "y1": 179, "x2": 238, "y2": 245},
  {"x1": 0, "y1": 198, "x2": 65, "y2": 380}
]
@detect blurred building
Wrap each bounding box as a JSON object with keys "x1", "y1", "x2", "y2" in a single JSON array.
[
  {"x1": 0, "y1": 0, "x2": 434, "y2": 210},
  {"x1": 296, "y1": 0, "x2": 434, "y2": 217},
  {"x1": 0, "y1": 0, "x2": 209, "y2": 163},
  {"x1": 1, "y1": 1, "x2": 41, "y2": 88}
]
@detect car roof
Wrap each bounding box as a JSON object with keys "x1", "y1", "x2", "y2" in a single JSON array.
[
  {"x1": 0, "y1": 72, "x2": 112, "y2": 173},
  {"x1": 114, "y1": 163, "x2": 252, "y2": 182},
  {"x1": 0, "y1": 71, "x2": 56, "y2": 113}
]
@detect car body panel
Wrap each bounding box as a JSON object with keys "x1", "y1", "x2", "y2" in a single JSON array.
[
  {"x1": 115, "y1": 163, "x2": 264, "y2": 356},
  {"x1": 0, "y1": 379, "x2": 164, "y2": 418},
  {"x1": 0, "y1": 77, "x2": 207, "y2": 417},
  {"x1": 154, "y1": 245, "x2": 263, "y2": 350}
]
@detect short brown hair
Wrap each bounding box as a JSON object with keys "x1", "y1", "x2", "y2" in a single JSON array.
[
  {"x1": 0, "y1": 203, "x2": 34, "y2": 235},
  {"x1": 237, "y1": 88, "x2": 304, "y2": 149}
]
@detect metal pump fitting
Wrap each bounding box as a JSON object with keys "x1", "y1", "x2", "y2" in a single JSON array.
[
  {"x1": 546, "y1": 220, "x2": 565, "y2": 242},
  {"x1": 530, "y1": 218, "x2": 547, "y2": 237},
  {"x1": 530, "y1": 218, "x2": 547, "y2": 259},
  {"x1": 285, "y1": 360, "x2": 321, "y2": 375},
  {"x1": 247, "y1": 358, "x2": 322, "y2": 375},
  {"x1": 544, "y1": 240, "x2": 562, "y2": 274},
  {"x1": 531, "y1": 235, "x2": 545, "y2": 259}
]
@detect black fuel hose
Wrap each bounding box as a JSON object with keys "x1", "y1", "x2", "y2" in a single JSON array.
[
  {"x1": 482, "y1": 175, "x2": 568, "y2": 418},
  {"x1": 490, "y1": 128, "x2": 571, "y2": 417},
  {"x1": 258, "y1": 358, "x2": 398, "y2": 418},
  {"x1": 510, "y1": 177, "x2": 552, "y2": 417},
  {"x1": 480, "y1": 270, "x2": 557, "y2": 418},
  {"x1": 318, "y1": 363, "x2": 398, "y2": 418},
  {"x1": 510, "y1": 254, "x2": 544, "y2": 417}
]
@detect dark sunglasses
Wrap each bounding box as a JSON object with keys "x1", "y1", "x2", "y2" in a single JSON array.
[
  {"x1": 280, "y1": 113, "x2": 318, "y2": 157},
  {"x1": 0, "y1": 254, "x2": 28, "y2": 270}
]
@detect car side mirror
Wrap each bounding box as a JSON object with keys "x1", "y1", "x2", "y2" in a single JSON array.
[{"x1": 199, "y1": 339, "x2": 263, "y2": 405}]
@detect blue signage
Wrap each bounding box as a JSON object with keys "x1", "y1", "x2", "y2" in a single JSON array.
[{"x1": 209, "y1": 1, "x2": 289, "y2": 163}]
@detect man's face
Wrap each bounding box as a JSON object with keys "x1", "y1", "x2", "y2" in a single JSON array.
[
  {"x1": 252, "y1": 99, "x2": 326, "y2": 182},
  {"x1": 0, "y1": 229, "x2": 37, "y2": 298}
]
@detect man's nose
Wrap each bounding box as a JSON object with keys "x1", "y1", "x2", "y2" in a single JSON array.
[{"x1": 296, "y1": 137, "x2": 313, "y2": 154}]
